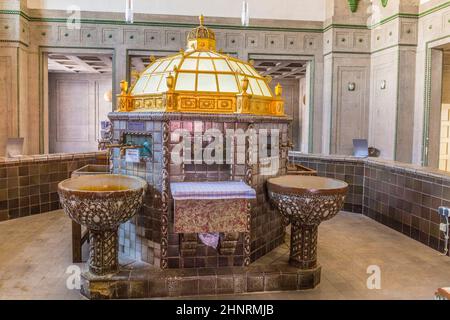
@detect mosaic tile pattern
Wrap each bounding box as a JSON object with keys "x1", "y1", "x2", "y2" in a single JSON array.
[{"x1": 0, "y1": 152, "x2": 106, "y2": 222}]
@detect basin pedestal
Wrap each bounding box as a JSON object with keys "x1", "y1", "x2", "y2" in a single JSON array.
[
  {"x1": 290, "y1": 222, "x2": 318, "y2": 269},
  {"x1": 89, "y1": 230, "x2": 119, "y2": 275},
  {"x1": 268, "y1": 175, "x2": 348, "y2": 287},
  {"x1": 58, "y1": 174, "x2": 147, "y2": 276}
]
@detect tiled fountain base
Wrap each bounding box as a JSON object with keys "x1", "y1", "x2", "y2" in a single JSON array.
[
  {"x1": 80, "y1": 235, "x2": 321, "y2": 299},
  {"x1": 81, "y1": 264, "x2": 321, "y2": 299}
]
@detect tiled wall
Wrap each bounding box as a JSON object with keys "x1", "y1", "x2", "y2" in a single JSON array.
[
  {"x1": 0, "y1": 152, "x2": 106, "y2": 221},
  {"x1": 290, "y1": 153, "x2": 450, "y2": 256},
  {"x1": 289, "y1": 155, "x2": 364, "y2": 213},
  {"x1": 110, "y1": 119, "x2": 164, "y2": 266},
  {"x1": 364, "y1": 162, "x2": 448, "y2": 254}
]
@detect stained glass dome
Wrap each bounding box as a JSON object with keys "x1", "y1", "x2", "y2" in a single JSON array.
[{"x1": 117, "y1": 15, "x2": 284, "y2": 116}]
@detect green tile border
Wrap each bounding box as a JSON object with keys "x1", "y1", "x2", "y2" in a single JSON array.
[{"x1": 0, "y1": 1, "x2": 448, "y2": 34}]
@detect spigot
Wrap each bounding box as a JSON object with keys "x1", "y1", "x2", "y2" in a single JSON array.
[{"x1": 105, "y1": 144, "x2": 124, "y2": 149}]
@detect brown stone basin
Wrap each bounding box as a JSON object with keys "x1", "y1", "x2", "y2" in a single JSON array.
[
  {"x1": 58, "y1": 174, "x2": 147, "y2": 275},
  {"x1": 267, "y1": 175, "x2": 348, "y2": 274},
  {"x1": 267, "y1": 175, "x2": 348, "y2": 225}
]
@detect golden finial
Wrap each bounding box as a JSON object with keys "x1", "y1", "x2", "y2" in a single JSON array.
[
  {"x1": 275, "y1": 83, "x2": 283, "y2": 97},
  {"x1": 199, "y1": 14, "x2": 204, "y2": 26},
  {"x1": 150, "y1": 55, "x2": 156, "y2": 63},
  {"x1": 120, "y1": 80, "x2": 128, "y2": 95},
  {"x1": 241, "y1": 76, "x2": 249, "y2": 94},
  {"x1": 166, "y1": 73, "x2": 174, "y2": 91},
  {"x1": 249, "y1": 59, "x2": 255, "y2": 66}
]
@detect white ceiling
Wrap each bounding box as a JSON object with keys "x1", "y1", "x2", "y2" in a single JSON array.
[
  {"x1": 253, "y1": 59, "x2": 306, "y2": 79},
  {"x1": 48, "y1": 54, "x2": 112, "y2": 73},
  {"x1": 129, "y1": 55, "x2": 306, "y2": 80},
  {"x1": 27, "y1": 0, "x2": 326, "y2": 21},
  {"x1": 48, "y1": 53, "x2": 307, "y2": 78}
]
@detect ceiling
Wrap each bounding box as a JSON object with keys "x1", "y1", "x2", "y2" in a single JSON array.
[
  {"x1": 130, "y1": 56, "x2": 306, "y2": 79},
  {"x1": 48, "y1": 54, "x2": 306, "y2": 80},
  {"x1": 48, "y1": 54, "x2": 112, "y2": 73},
  {"x1": 253, "y1": 60, "x2": 306, "y2": 79}
]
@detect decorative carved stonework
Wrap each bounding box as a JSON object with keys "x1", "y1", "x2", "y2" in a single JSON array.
[
  {"x1": 290, "y1": 222, "x2": 318, "y2": 269},
  {"x1": 58, "y1": 175, "x2": 147, "y2": 276},
  {"x1": 243, "y1": 123, "x2": 254, "y2": 266},
  {"x1": 268, "y1": 190, "x2": 346, "y2": 269},
  {"x1": 268, "y1": 191, "x2": 346, "y2": 226},
  {"x1": 160, "y1": 120, "x2": 170, "y2": 269},
  {"x1": 89, "y1": 230, "x2": 119, "y2": 275},
  {"x1": 267, "y1": 176, "x2": 348, "y2": 271}
]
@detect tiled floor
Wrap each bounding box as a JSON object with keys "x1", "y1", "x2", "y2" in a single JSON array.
[{"x1": 0, "y1": 210, "x2": 449, "y2": 300}]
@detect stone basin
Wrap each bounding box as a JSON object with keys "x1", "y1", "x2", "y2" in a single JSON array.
[
  {"x1": 267, "y1": 175, "x2": 348, "y2": 226},
  {"x1": 71, "y1": 164, "x2": 109, "y2": 178},
  {"x1": 58, "y1": 174, "x2": 147, "y2": 275},
  {"x1": 267, "y1": 175, "x2": 348, "y2": 274}
]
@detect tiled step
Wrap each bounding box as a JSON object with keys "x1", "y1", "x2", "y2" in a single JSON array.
[{"x1": 81, "y1": 263, "x2": 321, "y2": 299}]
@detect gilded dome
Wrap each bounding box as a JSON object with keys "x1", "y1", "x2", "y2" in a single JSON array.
[
  {"x1": 118, "y1": 15, "x2": 285, "y2": 116},
  {"x1": 131, "y1": 50, "x2": 274, "y2": 98}
]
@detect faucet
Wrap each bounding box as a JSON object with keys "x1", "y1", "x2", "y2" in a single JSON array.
[
  {"x1": 104, "y1": 143, "x2": 143, "y2": 174},
  {"x1": 104, "y1": 144, "x2": 124, "y2": 173}
]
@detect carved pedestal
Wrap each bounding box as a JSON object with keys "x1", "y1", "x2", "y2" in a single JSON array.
[
  {"x1": 267, "y1": 175, "x2": 348, "y2": 281},
  {"x1": 89, "y1": 229, "x2": 119, "y2": 275},
  {"x1": 289, "y1": 223, "x2": 318, "y2": 269}
]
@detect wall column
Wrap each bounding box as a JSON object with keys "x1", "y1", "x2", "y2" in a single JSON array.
[
  {"x1": 113, "y1": 46, "x2": 128, "y2": 111},
  {"x1": 322, "y1": 0, "x2": 371, "y2": 155},
  {"x1": 0, "y1": 0, "x2": 37, "y2": 155},
  {"x1": 369, "y1": 0, "x2": 419, "y2": 162}
]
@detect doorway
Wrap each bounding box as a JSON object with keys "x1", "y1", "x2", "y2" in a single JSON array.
[
  {"x1": 439, "y1": 50, "x2": 450, "y2": 171},
  {"x1": 252, "y1": 58, "x2": 310, "y2": 152},
  {"x1": 47, "y1": 53, "x2": 113, "y2": 153}
]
